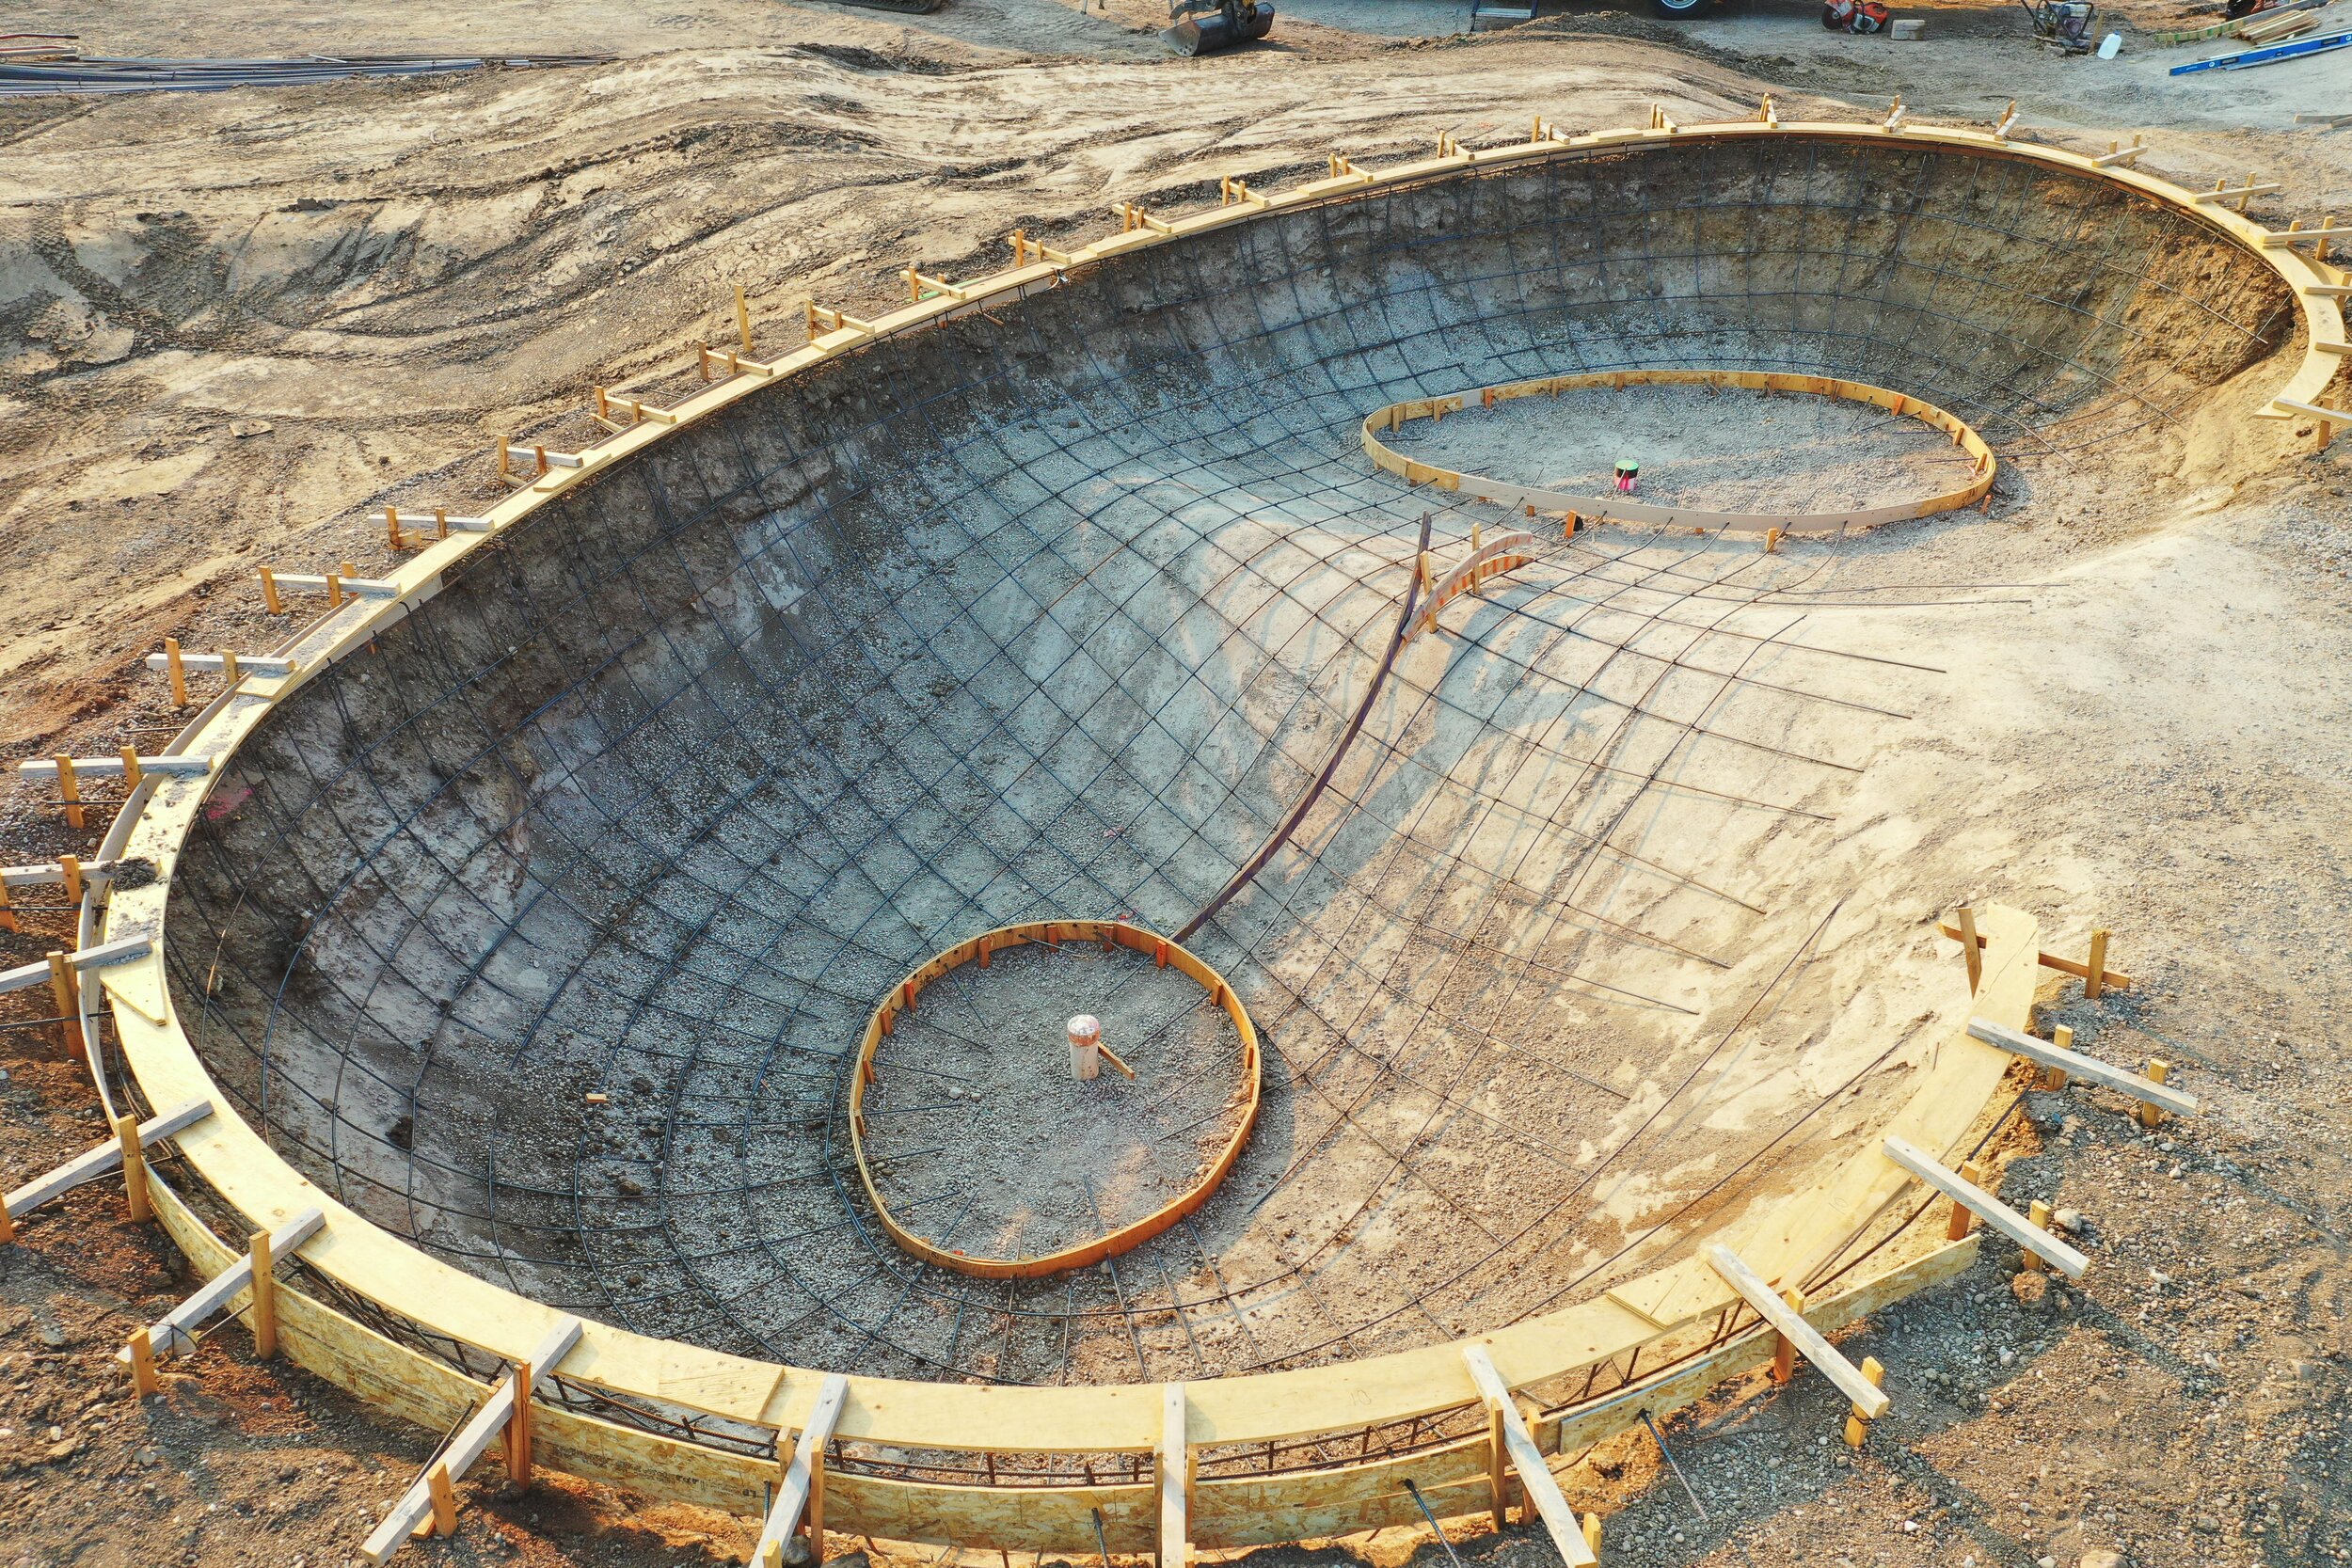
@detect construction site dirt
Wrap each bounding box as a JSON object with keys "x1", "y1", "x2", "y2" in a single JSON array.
[{"x1": 2, "y1": 2, "x2": 2348, "y2": 1568}]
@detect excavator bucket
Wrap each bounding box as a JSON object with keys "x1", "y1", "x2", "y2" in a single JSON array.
[{"x1": 1164, "y1": 0, "x2": 1274, "y2": 55}]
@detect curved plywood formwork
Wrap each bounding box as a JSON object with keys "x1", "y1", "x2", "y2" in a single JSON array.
[
  {"x1": 1362, "y1": 371, "x2": 1999, "y2": 535},
  {"x1": 848, "y1": 920, "x2": 1263, "y2": 1280},
  {"x1": 41, "y1": 111, "x2": 2272, "y2": 1556}
]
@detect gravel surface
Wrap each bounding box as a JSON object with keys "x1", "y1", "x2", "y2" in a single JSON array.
[
  {"x1": 861, "y1": 939, "x2": 1252, "y2": 1261},
  {"x1": 1385, "y1": 385, "x2": 1979, "y2": 515}
]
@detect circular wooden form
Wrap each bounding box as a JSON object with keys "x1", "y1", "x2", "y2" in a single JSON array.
[
  {"x1": 848, "y1": 920, "x2": 1263, "y2": 1280},
  {"x1": 1362, "y1": 369, "x2": 1999, "y2": 536},
  {"x1": 69, "y1": 118, "x2": 2336, "y2": 1558}
]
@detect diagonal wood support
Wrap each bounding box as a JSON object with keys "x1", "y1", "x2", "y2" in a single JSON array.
[
  {"x1": 1965, "y1": 1019, "x2": 2198, "y2": 1117},
  {"x1": 1460, "y1": 1345, "x2": 1598, "y2": 1566},
  {"x1": 117, "y1": 1207, "x2": 326, "y2": 1361},
  {"x1": 3, "y1": 1099, "x2": 212, "y2": 1241},
  {"x1": 756, "y1": 1371, "x2": 850, "y2": 1568},
  {"x1": 359, "y1": 1316, "x2": 583, "y2": 1563},
  {"x1": 1881, "y1": 1138, "x2": 2087, "y2": 1278},
  {"x1": 0, "y1": 936, "x2": 151, "y2": 995},
  {"x1": 1704, "y1": 1245, "x2": 1889, "y2": 1419}
]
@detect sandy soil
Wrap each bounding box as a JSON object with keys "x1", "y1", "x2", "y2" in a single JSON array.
[{"x1": 2, "y1": 2, "x2": 2349, "y2": 1567}]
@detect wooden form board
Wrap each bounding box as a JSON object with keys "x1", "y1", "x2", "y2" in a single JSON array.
[
  {"x1": 76, "y1": 109, "x2": 2303, "y2": 1560},
  {"x1": 1361, "y1": 369, "x2": 1999, "y2": 535},
  {"x1": 1408, "y1": 531, "x2": 1539, "y2": 641},
  {"x1": 134, "y1": 1139, "x2": 1979, "y2": 1553}
]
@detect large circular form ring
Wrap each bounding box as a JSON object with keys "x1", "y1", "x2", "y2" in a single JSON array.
[
  {"x1": 848, "y1": 921, "x2": 1262, "y2": 1279},
  {"x1": 1362, "y1": 368, "x2": 1999, "y2": 536}
]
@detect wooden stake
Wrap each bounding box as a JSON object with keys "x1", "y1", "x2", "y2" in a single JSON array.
[
  {"x1": 54, "y1": 754, "x2": 84, "y2": 831},
  {"x1": 507, "y1": 1361, "x2": 534, "y2": 1486},
  {"x1": 249, "y1": 1227, "x2": 278, "y2": 1358},
  {"x1": 2043, "y1": 1025, "x2": 2073, "y2": 1089},
  {"x1": 1770, "y1": 1288, "x2": 1803, "y2": 1382},
  {"x1": 2137, "y1": 1059, "x2": 2170, "y2": 1130},
  {"x1": 1582, "y1": 1513, "x2": 1602, "y2": 1560},
  {"x1": 164, "y1": 638, "x2": 190, "y2": 705},
  {"x1": 385, "y1": 505, "x2": 404, "y2": 550},
  {"x1": 47, "y1": 952, "x2": 79, "y2": 1051},
  {"x1": 0, "y1": 875, "x2": 14, "y2": 934},
  {"x1": 128, "y1": 1327, "x2": 160, "y2": 1396},
  {"x1": 2085, "y1": 928, "x2": 2110, "y2": 1000},
  {"x1": 807, "y1": 1433, "x2": 828, "y2": 1567},
  {"x1": 61, "y1": 852, "x2": 84, "y2": 905},
  {"x1": 1485, "y1": 1397, "x2": 1510, "y2": 1528},
  {"x1": 116, "y1": 1112, "x2": 151, "y2": 1223},
  {"x1": 325, "y1": 571, "x2": 343, "y2": 610},
  {"x1": 259, "y1": 566, "x2": 284, "y2": 616},
  {"x1": 2023, "y1": 1200, "x2": 2053, "y2": 1271},
  {"x1": 1765, "y1": 527, "x2": 1783, "y2": 554},
  {"x1": 1842, "y1": 1355, "x2": 1885, "y2": 1448},
  {"x1": 1947, "y1": 1160, "x2": 1988, "y2": 1240},
  {"x1": 426, "y1": 1462, "x2": 457, "y2": 1537},
  {"x1": 1957, "y1": 906, "x2": 1981, "y2": 992}
]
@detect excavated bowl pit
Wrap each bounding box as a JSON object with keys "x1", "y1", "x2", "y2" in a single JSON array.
[{"x1": 163, "y1": 134, "x2": 2294, "y2": 1387}]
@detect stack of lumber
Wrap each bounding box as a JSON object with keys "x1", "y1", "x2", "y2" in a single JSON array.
[
  {"x1": 2153, "y1": 0, "x2": 2328, "y2": 44},
  {"x1": 2239, "y1": 4, "x2": 2325, "y2": 41}
]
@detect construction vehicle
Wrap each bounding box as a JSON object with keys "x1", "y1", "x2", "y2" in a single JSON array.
[{"x1": 1165, "y1": 0, "x2": 1274, "y2": 54}]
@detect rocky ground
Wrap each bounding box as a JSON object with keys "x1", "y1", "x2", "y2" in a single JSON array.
[{"x1": 3, "y1": 1, "x2": 2349, "y2": 1567}]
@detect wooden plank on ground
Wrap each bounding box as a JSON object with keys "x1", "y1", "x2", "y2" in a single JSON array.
[{"x1": 1704, "y1": 1245, "x2": 1890, "y2": 1418}]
